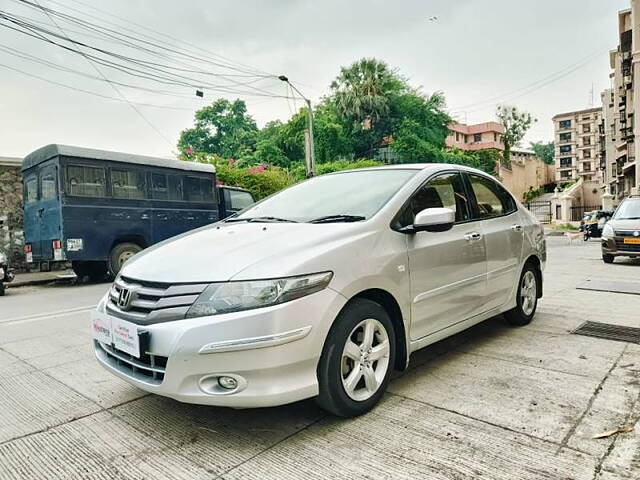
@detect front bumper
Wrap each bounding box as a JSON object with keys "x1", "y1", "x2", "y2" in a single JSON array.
[
  {"x1": 94, "y1": 287, "x2": 347, "y2": 408},
  {"x1": 601, "y1": 237, "x2": 640, "y2": 257}
]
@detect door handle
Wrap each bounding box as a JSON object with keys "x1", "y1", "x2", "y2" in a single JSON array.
[
  {"x1": 464, "y1": 232, "x2": 482, "y2": 242},
  {"x1": 511, "y1": 224, "x2": 523, "y2": 232}
]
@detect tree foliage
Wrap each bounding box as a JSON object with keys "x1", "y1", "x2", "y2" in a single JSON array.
[
  {"x1": 530, "y1": 141, "x2": 554, "y2": 165},
  {"x1": 496, "y1": 104, "x2": 536, "y2": 166},
  {"x1": 178, "y1": 99, "x2": 258, "y2": 159}
]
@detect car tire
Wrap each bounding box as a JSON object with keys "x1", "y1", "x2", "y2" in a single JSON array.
[
  {"x1": 504, "y1": 263, "x2": 538, "y2": 327},
  {"x1": 0, "y1": 282, "x2": 5, "y2": 296},
  {"x1": 602, "y1": 254, "x2": 614, "y2": 264},
  {"x1": 108, "y1": 243, "x2": 142, "y2": 278},
  {"x1": 316, "y1": 298, "x2": 396, "y2": 418}
]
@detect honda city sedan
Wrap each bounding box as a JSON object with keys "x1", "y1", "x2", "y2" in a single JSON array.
[{"x1": 92, "y1": 164, "x2": 545, "y2": 417}]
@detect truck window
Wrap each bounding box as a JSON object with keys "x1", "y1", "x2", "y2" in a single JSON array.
[
  {"x1": 67, "y1": 165, "x2": 106, "y2": 197},
  {"x1": 25, "y1": 175, "x2": 38, "y2": 203},
  {"x1": 151, "y1": 173, "x2": 168, "y2": 200},
  {"x1": 41, "y1": 168, "x2": 57, "y2": 201},
  {"x1": 112, "y1": 168, "x2": 146, "y2": 199},
  {"x1": 185, "y1": 176, "x2": 213, "y2": 202},
  {"x1": 228, "y1": 190, "x2": 254, "y2": 210},
  {"x1": 168, "y1": 176, "x2": 183, "y2": 201}
]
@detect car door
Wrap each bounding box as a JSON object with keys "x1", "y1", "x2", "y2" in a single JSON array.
[
  {"x1": 466, "y1": 173, "x2": 524, "y2": 311},
  {"x1": 401, "y1": 171, "x2": 488, "y2": 341}
]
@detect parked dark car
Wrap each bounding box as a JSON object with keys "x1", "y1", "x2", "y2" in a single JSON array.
[
  {"x1": 22, "y1": 145, "x2": 255, "y2": 280},
  {"x1": 601, "y1": 196, "x2": 640, "y2": 263},
  {"x1": 579, "y1": 210, "x2": 614, "y2": 239}
]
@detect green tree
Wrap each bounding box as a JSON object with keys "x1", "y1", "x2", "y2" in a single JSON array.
[
  {"x1": 496, "y1": 104, "x2": 536, "y2": 166},
  {"x1": 530, "y1": 141, "x2": 554, "y2": 165},
  {"x1": 178, "y1": 99, "x2": 258, "y2": 158}
]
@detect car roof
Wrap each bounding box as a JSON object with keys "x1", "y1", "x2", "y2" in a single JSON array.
[
  {"x1": 328, "y1": 163, "x2": 489, "y2": 176},
  {"x1": 22, "y1": 144, "x2": 215, "y2": 174}
]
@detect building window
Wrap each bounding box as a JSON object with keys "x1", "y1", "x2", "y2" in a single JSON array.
[
  {"x1": 473, "y1": 133, "x2": 482, "y2": 143},
  {"x1": 493, "y1": 133, "x2": 498, "y2": 142},
  {"x1": 583, "y1": 151, "x2": 591, "y2": 159},
  {"x1": 455, "y1": 132, "x2": 460, "y2": 142},
  {"x1": 559, "y1": 120, "x2": 572, "y2": 129},
  {"x1": 559, "y1": 145, "x2": 571, "y2": 154},
  {"x1": 583, "y1": 125, "x2": 591, "y2": 133},
  {"x1": 560, "y1": 158, "x2": 572, "y2": 168},
  {"x1": 559, "y1": 132, "x2": 571, "y2": 143},
  {"x1": 583, "y1": 137, "x2": 591, "y2": 146}
]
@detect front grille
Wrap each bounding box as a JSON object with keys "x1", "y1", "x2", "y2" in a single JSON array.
[
  {"x1": 96, "y1": 340, "x2": 168, "y2": 384},
  {"x1": 614, "y1": 230, "x2": 640, "y2": 237},
  {"x1": 615, "y1": 239, "x2": 640, "y2": 252},
  {"x1": 106, "y1": 276, "x2": 208, "y2": 325}
]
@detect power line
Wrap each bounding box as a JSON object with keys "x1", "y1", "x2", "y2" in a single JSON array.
[
  {"x1": 30, "y1": 0, "x2": 174, "y2": 145},
  {"x1": 0, "y1": 62, "x2": 193, "y2": 110}
]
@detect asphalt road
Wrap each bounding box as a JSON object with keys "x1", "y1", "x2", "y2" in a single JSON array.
[{"x1": 0, "y1": 237, "x2": 638, "y2": 479}]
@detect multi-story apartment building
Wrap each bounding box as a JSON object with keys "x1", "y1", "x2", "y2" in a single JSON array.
[
  {"x1": 445, "y1": 122, "x2": 504, "y2": 151},
  {"x1": 600, "y1": 5, "x2": 640, "y2": 200},
  {"x1": 552, "y1": 107, "x2": 603, "y2": 184}
]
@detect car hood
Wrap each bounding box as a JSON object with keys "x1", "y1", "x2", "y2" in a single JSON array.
[
  {"x1": 120, "y1": 222, "x2": 372, "y2": 283},
  {"x1": 609, "y1": 219, "x2": 640, "y2": 231}
]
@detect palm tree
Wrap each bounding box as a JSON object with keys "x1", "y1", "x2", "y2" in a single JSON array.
[{"x1": 330, "y1": 58, "x2": 407, "y2": 128}]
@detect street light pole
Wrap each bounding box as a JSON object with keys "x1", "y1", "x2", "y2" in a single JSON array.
[{"x1": 278, "y1": 76, "x2": 315, "y2": 177}]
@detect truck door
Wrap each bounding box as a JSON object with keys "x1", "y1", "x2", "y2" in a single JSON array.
[
  {"x1": 38, "y1": 165, "x2": 63, "y2": 261},
  {"x1": 23, "y1": 172, "x2": 41, "y2": 262}
]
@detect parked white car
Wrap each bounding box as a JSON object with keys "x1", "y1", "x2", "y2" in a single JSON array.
[{"x1": 92, "y1": 164, "x2": 546, "y2": 417}]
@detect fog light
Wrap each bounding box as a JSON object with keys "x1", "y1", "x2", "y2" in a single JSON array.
[{"x1": 218, "y1": 376, "x2": 238, "y2": 390}]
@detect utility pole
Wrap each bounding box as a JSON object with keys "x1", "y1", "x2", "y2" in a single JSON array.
[{"x1": 278, "y1": 75, "x2": 315, "y2": 176}]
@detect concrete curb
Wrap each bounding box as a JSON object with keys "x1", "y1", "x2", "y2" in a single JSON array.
[{"x1": 7, "y1": 273, "x2": 76, "y2": 289}]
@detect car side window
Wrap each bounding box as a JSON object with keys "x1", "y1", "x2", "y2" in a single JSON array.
[
  {"x1": 468, "y1": 174, "x2": 516, "y2": 219},
  {"x1": 397, "y1": 172, "x2": 470, "y2": 227}
]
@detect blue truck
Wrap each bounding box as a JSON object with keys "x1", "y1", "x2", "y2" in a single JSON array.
[{"x1": 22, "y1": 145, "x2": 254, "y2": 280}]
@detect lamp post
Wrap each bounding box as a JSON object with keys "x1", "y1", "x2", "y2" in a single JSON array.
[{"x1": 278, "y1": 75, "x2": 315, "y2": 177}]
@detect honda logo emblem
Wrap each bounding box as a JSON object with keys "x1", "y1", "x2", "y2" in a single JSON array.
[{"x1": 117, "y1": 288, "x2": 133, "y2": 310}]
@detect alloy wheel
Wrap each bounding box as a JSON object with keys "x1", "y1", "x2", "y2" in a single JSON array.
[
  {"x1": 520, "y1": 270, "x2": 537, "y2": 316},
  {"x1": 340, "y1": 318, "x2": 390, "y2": 402}
]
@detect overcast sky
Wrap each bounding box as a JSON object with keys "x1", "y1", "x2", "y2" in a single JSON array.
[{"x1": 0, "y1": 0, "x2": 630, "y2": 159}]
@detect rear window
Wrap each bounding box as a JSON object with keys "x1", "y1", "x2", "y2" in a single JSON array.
[
  {"x1": 41, "y1": 168, "x2": 57, "y2": 201},
  {"x1": 25, "y1": 175, "x2": 38, "y2": 203},
  {"x1": 112, "y1": 168, "x2": 146, "y2": 199},
  {"x1": 185, "y1": 176, "x2": 214, "y2": 202},
  {"x1": 67, "y1": 165, "x2": 106, "y2": 197}
]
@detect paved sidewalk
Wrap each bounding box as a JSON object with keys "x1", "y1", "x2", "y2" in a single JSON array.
[{"x1": 0, "y1": 237, "x2": 638, "y2": 479}]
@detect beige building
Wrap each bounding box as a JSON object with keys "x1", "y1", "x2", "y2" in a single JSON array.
[
  {"x1": 601, "y1": 5, "x2": 640, "y2": 201},
  {"x1": 496, "y1": 148, "x2": 555, "y2": 202},
  {"x1": 552, "y1": 107, "x2": 603, "y2": 185},
  {"x1": 445, "y1": 122, "x2": 504, "y2": 151}
]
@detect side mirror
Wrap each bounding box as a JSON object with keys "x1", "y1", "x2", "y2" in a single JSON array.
[{"x1": 412, "y1": 207, "x2": 455, "y2": 233}]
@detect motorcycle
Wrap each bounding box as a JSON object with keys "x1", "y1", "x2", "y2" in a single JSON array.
[{"x1": 0, "y1": 249, "x2": 15, "y2": 296}]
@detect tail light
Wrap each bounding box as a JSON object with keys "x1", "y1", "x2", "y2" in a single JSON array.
[
  {"x1": 24, "y1": 245, "x2": 32, "y2": 253},
  {"x1": 52, "y1": 240, "x2": 62, "y2": 250}
]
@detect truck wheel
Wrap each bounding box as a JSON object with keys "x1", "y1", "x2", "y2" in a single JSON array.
[
  {"x1": 0, "y1": 283, "x2": 5, "y2": 296},
  {"x1": 316, "y1": 298, "x2": 396, "y2": 417},
  {"x1": 108, "y1": 243, "x2": 142, "y2": 277}
]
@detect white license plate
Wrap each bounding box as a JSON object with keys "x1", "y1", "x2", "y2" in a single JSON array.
[
  {"x1": 26, "y1": 252, "x2": 33, "y2": 263},
  {"x1": 91, "y1": 311, "x2": 141, "y2": 358}
]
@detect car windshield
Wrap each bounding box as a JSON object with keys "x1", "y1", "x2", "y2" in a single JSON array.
[
  {"x1": 230, "y1": 169, "x2": 418, "y2": 223},
  {"x1": 614, "y1": 199, "x2": 640, "y2": 220}
]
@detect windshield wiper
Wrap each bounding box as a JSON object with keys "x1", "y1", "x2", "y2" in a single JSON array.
[
  {"x1": 225, "y1": 216, "x2": 298, "y2": 223},
  {"x1": 309, "y1": 214, "x2": 366, "y2": 224}
]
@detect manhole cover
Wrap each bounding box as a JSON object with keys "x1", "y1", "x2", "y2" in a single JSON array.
[{"x1": 572, "y1": 321, "x2": 640, "y2": 344}]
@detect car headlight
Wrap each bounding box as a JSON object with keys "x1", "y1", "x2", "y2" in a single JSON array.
[
  {"x1": 0, "y1": 252, "x2": 6, "y2": 264},
  {"x1": 186, "y1": 271, "x2": 333, "y2": 318},
  {"x1": 602, "y1": 223, "x2": 614, "y2": 238}
]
